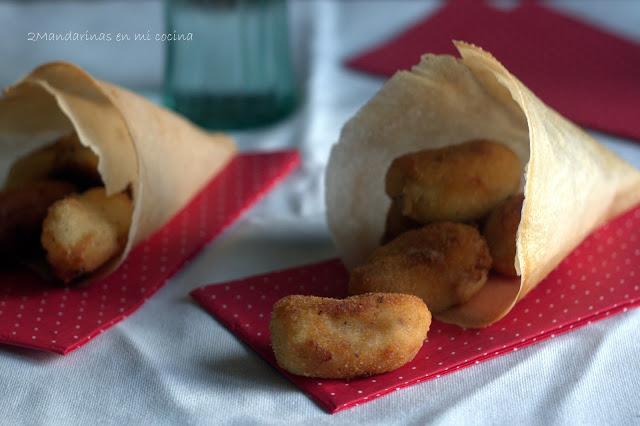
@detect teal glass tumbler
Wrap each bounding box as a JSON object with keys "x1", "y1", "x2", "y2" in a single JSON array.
[{"x1": 164, "y1": 0, "x2": 298, "y2": 130}]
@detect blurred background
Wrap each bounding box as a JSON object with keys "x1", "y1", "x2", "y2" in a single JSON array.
[
  {"x1": 2, "y1": 0, "x2": 638, "y2": 96},
  {"x1": 0, "y1": 0, "x2": 638, "y2": 170}
]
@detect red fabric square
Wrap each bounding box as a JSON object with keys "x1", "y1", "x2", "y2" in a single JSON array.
[
  {"x1": 346, "y1": 0, "x2": 640, "y2": 142},
  {"x1": 193, "y1": 204, "x2": 640, "y2": 413},
  {"x1": 0, "y1": 150, "x2": 300, "y2": 355}
]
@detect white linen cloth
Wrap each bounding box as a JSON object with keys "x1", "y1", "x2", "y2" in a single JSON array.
[{"x1": 0, "y1": 1, "x2": 639, "y2": 424}]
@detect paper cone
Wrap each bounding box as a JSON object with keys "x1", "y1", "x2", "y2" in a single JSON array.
[
  {"x1": 326, "y1": 42, "x2": 640, "y2": 328},
  {"x1": 0, "y1": 62, "x2": 236, "y2": 276}
]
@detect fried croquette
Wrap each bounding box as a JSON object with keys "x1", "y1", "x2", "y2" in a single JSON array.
[
  {"x1": 483, "y1": 193, "x2": 524, "y2": 277},
  {"x1": 53, "y1": 133, "x2": 101, "y2": 186},
  {"x1": 350, "y1": 222, "x2": 492, "y2": 313},
  {"x1": 385, "y1": 139, "x2": 522, "y2": 223},
  {"x1": 41, "y1": 187, "x2": 133, "y2": 282},
  {"x1": 381, "y1": 200, "x2": 421, "y2": 244},
  {"x1": 5, "y1": 133, "x2": 100, "y2": 189},
  {"x1": 0, "y1": 181, "x2": 77, "y2": 255},
  {"x1": 270, "y1": 293, "x2": 430, "y2": 379}
]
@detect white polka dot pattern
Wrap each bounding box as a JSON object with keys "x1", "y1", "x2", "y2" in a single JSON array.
[
  {"x1": 192, "y1": 204, "x2": 640, "y2": 414},
  {"x1": 0, "y1": 151, "x2": 300, "y2": 355}
]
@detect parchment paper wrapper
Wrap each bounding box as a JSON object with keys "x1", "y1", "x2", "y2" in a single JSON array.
[
  {"x1": 326, "y1": 42, "x2": 640, "y2": 328},
  {"x1": 0, "y1": 62, "x2": 236, "y2": 277}
]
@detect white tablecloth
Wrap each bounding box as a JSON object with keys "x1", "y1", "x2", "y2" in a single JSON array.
[{"x1": 1, "y1": 1, "x2": 640, "y2": 424}]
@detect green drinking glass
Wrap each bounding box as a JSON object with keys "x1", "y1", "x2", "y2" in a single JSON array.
[{"x1": 164, "y1": 0, "x2": 298, "y2": 130}]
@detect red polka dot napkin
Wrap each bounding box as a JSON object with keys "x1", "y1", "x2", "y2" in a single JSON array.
[
  {"x1": 346, "y1": 0, "x2": 640, "y2": 142},
  {"x1": 0, "y1": 150, "x2": 299, "y2": 355},
  {"x1": 192, "y1": 204, "x2": 640, "y2": 413}
]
